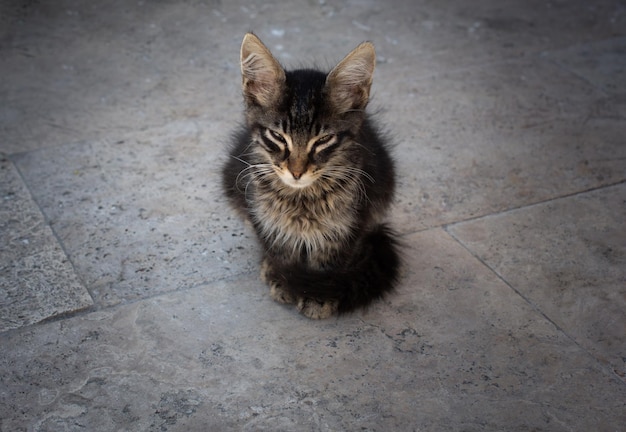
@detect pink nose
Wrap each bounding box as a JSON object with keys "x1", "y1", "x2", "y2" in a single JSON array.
[{"x1": 291, "y1": 170, "x2": 303, "y2": 180}]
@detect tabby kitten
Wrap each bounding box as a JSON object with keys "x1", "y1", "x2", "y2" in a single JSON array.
[{"x1": 222, "y1": 33, "x2": 399, "y2": 319}]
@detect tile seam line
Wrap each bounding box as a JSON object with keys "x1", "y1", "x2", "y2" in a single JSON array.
[
  {"x1": 8, "y1": 154, "x2": 76, "y2": 257},
  {"x1": 443, "y1": 179, "x2": 626, "y2": 231},
  {"x1": 536, "y1": 35, "x2": 626, "y2": 97},
  {"x1": 397, "y1": 179, "x2": 626, "y2": 239},
  {"x1": 540, "y1": 55, "x2": 605, "y2": 95},
  {"x1": 7, "y1": 154, "x2": 98, "y2": 305},
  {"x1": 0, "y1": 269, "x2": 258, "y2": 338},
  {"x1": 442, "y1": 226, "x2": 626, "y2": 386}
]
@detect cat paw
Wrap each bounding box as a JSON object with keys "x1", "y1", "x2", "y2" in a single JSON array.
[
  {"x1": 296, "y1": 298, "x2": 339, "y2": 320},
  {"x1": 269, "y1": 282, "x2": 296, "y2": 305},
  {"x1": 262, "y1": 260, "x2": 296, "y2": 304}
]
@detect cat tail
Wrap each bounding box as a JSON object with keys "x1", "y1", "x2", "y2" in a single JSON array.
[{"x1": 276, "y1": 224, "x2": 401, "y2": 313}]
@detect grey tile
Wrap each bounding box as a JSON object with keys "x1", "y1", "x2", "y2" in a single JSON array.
[
  {"x1": 2, "y1": 1, "x2": 625, "y2": 155},
  {"x1": 12, "y1": 121, "x2": 258, "y2": 307},
  {"x1": 448, "y1": 183, "x2": 626, "y2": 381},
  {"x1": 345, "y1": 0, "x2": 626, "y2": 83},
  {"x1": 1, "y1": 229, "x2": 624, "y2": 430},
  {"x1": 0, "y1": 156, "x2": 92, "y2": 332},
  {"x1": 543, "y1": 37, "x2": 626, "y2": 95},
  {"x1": 0, "y1": 0, "x2": 241, "y2": 154},
  {"x1": 385, "y1": 57, "x2": 626, "y2": 231},
  {"x1": 1, "y1": 0, "x2": 625, "y2": 429}
]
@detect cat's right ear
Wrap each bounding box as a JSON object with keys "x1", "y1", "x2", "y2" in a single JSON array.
[
  {"x1": 326, "y1": 41, "x2": 376, "y2": 114},
  {"x1": 240, "y1": 33, "x2": 285, "y2": 108}
]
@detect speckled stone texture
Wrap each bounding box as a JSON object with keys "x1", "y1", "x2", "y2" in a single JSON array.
[
  {"x1": 1, "y1": 0, "x2": 625, "y2": 430},
  {"x1": 0, "y1": 156, "x2": 93, "y2": 331}
]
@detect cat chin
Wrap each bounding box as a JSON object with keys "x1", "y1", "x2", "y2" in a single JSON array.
[{"x1": 279, "y1": 175, "x2": 315, "y2": 189}]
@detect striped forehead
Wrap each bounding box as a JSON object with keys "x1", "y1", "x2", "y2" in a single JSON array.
[
  {"x1": 274, "y1": 118, "x2": 325, "y2": 153},
  {"x1": 282, "y1": 70, "x2": 326, "y2": 131},
  {"x1": 277, "y1": 112, "x2": 325, "y2": 148},
  {"x1": 285, "y1": 104, "x2": 319, "y2": 133}
]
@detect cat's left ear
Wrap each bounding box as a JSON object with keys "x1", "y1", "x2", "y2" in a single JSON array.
[
  {"x1": 326, "y1": 42, "x2": 376, "y2": 113},
  {"x1": 240, "y1": 33, "x2": 286, "y2": 108}
]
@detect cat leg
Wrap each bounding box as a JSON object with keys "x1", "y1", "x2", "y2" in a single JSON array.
[
  {"x1": 261, "y1": 259, "x2": 338, "y2": 317},
  {"x1": 296, "y1": 297, "x2": 339, "y2": 320},
  {"x1": 260, "y1": 258, "x2": 296, "y2": 305}
]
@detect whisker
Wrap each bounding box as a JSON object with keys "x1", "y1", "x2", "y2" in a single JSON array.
[
  {"x1": 234, "y1": 161, "x2": 275, "y2": 195},
  {"x1": 318, "y1": 166, "x2": 373, "y2": 204}
]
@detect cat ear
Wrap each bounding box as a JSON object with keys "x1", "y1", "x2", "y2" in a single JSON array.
[
  {"x1": 240, "y1": 33, "x2": 286, "y2": 107},
  {"x1": 326, "y1": 42, "x2": 376, "y2": 113}
]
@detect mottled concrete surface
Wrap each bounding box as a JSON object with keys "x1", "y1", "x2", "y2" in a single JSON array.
[
  {"x1": 1, "y1": 0, "x2": 625, "y2": 430},
  {"x1": 0, "y1": 157, "x2": 93, "y2": 330}
]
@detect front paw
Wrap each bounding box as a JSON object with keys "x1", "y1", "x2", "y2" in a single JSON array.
[
  {"x1": 261, "y1": 260, "x2": 296, "y2": 304},
  {"x1": 296, "y1": 298, "x2": 339, "y2": 320},
  {"x1": 269, "y1": 281, "x2": 296, "y2": 305}
]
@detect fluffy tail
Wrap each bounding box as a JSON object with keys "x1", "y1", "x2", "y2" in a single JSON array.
[{"x1": 275, "y1": 224, "x2": 400, "y2": 313}]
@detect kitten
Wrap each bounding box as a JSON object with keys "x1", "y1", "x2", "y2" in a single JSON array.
[{"x1": 222, "y1": 33, "x2": 399, "y2": 319}]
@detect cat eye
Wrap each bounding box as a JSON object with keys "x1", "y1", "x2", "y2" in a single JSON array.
[
  {"x1": 315, "y1": 134, "x2": 335, "y2": 146},
  {"x1": 268, "y1": 129, "x2": 287, "y2": 144},
  {"x1": 312, "y1": 134, "x2": 338, "y2": 156}
]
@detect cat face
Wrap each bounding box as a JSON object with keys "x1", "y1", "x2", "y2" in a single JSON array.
[
  {"x1": 240, "y1": 33, "x2": 376, "y2": 190},
  {"x1": 254, "y1": 121, "x2": 343, "y2": 188}
]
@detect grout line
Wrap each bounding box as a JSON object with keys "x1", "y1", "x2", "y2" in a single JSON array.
[
  {"x1": 0, "y1": 270, "x2": 259, "y2": 338},
  {"x1": 5, "y1": 154, "x2": 262, "y2": 333},
  {"x1": 536, "y1": 35, "x2": 626, "y2": 98},
  {"x1": 443, "y1": 179, "x2": 626, "y2": 230},
  {"x1": 398, "y1": 178, "x2": 626, "y2": 239},
  {"x1": 540, "y1": 55, "x2": 607, "y2": 96},
  {"x1": 443, "y1": 220, "x2": 626, "y2": 386},
  {"x1": 7, "y1": 154, "x2": 100, "y2": 306},
  {"x1": 444, "y1": 226, "x2": 567, "y2": 334}
]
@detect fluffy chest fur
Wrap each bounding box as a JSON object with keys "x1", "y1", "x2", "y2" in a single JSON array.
[{"x1": 250, "y1": 175, "x2": 361, "y2": 267}]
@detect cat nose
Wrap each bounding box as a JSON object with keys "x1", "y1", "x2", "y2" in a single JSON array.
[{"x1": 291, "y1": 170, "x2": 303, "y2": 180}]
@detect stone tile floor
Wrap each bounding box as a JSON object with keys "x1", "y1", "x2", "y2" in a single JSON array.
[{"x1": 1, "y1": 0, "x2": 625, "y2": 430}]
